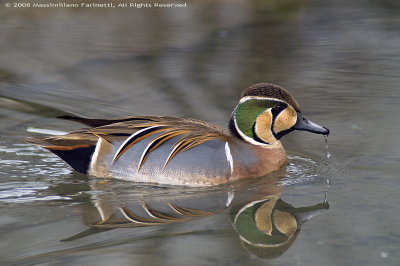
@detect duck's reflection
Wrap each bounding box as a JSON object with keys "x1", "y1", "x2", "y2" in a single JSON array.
[
  {"x1": 230, "y1": 193, "x2": 328, "y2": 259},
  {"x1": 63, "y1": 176, "x2": 329, "y2": 259},
  {"x1": 87, "y1": 187, "x2": 232, "y2": 228}
]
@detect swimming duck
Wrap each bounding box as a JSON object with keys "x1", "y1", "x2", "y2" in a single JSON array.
[{"x1": 27, "y1": 83, "x2": 329, "y2": 186}]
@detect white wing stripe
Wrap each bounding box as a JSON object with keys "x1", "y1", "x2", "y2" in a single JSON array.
[
  {"x1": 112, "y1": 125, "x2": 160, "y2": 163},
  {"x1": 225, "y1": 142, "x2": 234, "y2": 175}
]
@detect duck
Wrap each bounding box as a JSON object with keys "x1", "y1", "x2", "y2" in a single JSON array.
[{"x1": 27, "y1": 83, "x2": 329, "y2": 186}]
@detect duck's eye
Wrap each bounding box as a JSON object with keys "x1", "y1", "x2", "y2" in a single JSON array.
[{"x1": 271, "y1": 104, "x2": 286, "y2": 116}]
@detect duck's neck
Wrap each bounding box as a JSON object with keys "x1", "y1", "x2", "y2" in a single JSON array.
[{"x1": 228, "y1": 116, "x2": 243, "y2": 141}]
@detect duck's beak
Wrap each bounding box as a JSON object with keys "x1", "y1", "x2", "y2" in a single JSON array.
[{"x1": 293, "y1": 112, "x2": 330, "y2": 136}]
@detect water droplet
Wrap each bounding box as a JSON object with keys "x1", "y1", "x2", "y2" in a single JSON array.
[
  {"x1": 324, "y1": 135, "x2": 331, "y2": 159},
  {"x1": 324, "y1": 178, "x2": 330, "y2": 203}
]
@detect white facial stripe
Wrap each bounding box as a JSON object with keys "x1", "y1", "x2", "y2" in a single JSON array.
[{"x1": 239, "y1": 96, "x2": 288, "y2": 105}]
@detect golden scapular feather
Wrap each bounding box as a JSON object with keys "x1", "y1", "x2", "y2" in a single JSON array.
[{"x1": 97, "y1": 117, "x2": 231, "y2": 170}]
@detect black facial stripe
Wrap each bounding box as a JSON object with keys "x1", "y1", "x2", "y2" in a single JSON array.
[
  {"x1": 271, "y1": 103, "x2": 287, "y2": 117},
  {"x1": 275, "y1": 127, "x2": 295, "y2": 140},
  {"x1": 252, "y1": 122, "x2": 269, "y2": 144},
  {"x1": 271, "y1": 103, "x2": 288, "y2": 137}
]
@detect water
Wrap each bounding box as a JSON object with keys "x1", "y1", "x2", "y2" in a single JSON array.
[
  {"x1": 324, "y1": 135, "x2": 331, "y2": 159},
  {"x1": 1, "y1": 0, "x2": 400, "y2": 265}
]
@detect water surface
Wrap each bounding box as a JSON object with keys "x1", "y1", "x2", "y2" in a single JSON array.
[{"x1": 1, "y1": 0, "x2": 399, "y2": 265}]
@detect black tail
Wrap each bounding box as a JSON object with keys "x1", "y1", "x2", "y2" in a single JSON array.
[
  {"x1": 27, "y1": 136, "x2": 97, "y2": 174},
  {"x1": 48, "y1": 145, "x2": 96, "y2": 174}
]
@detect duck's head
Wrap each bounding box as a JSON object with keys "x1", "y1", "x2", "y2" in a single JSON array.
[{"x1": 230, "y1": 83, "x2": 329, "y2": 145}]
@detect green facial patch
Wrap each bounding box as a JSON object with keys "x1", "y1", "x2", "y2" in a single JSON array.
[{"x1": 235, "y1": 99, "x2": 280, "y2": 138}]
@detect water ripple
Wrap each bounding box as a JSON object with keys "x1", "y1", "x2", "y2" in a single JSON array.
[
  {"x1": 0, "y1": 181, "x2": 71, "y2": 203},
  {"x1": 0, "y1": 142, "x2": 73, "y2": 203},
  {"x1": 281, "y1": 154, "x2": 347, "y2": 187},
  {"x1": 0, "y1": 143, "x2": 72, "y2": 177}
]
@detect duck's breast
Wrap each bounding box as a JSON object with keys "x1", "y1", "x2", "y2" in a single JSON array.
[{"x1": 228, "y1": 140, "x2": 287, "y2": 179}]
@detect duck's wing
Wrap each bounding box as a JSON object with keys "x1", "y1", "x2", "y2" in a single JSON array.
[
  {"x1": 27, "y1": 115, "x2": 231, "y2": 173},
  {"x1": 89, "y1": 117, "x2": 231, "y2": 170}
]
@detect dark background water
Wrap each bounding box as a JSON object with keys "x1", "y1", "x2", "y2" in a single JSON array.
[{"x1": 1, "y1": 0, "x2": 399, "y2": 265}]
